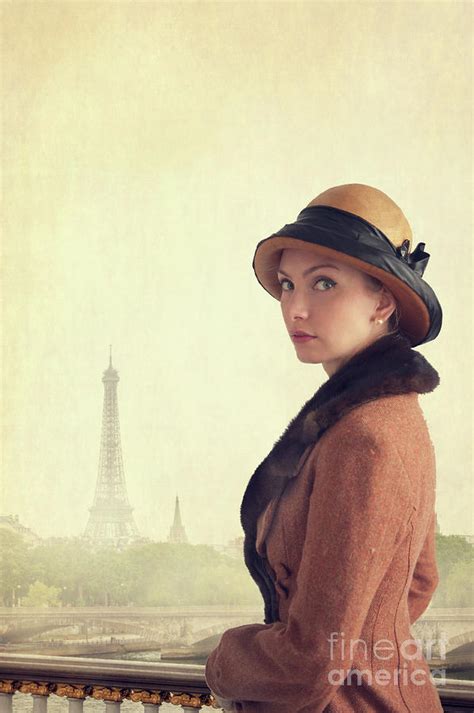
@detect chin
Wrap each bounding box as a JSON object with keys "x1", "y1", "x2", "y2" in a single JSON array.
[{"x1": 296, "y1": 352, "x2": 322, "y2": 365}]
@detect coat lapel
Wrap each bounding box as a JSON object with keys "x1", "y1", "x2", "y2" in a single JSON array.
[{"x1": 239, "y1": 331, "x2": 440, "y2": 624}]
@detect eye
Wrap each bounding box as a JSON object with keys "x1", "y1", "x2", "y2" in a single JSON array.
[
  {"x1": 314, "y1": 277, "x2": 336, "y2": 291},
  {"x1": 278, "y1": 277, "x2": 293, "y2": 291},
  {"x1": 278, "y1": 276, "x2": 337, "y2": 292}
]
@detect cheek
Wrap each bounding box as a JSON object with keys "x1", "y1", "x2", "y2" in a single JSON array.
[
  {"x1": 326, "y1": 290, "x2": 373, "y2": 324},
  {"x1": 280, "y1": 289, "x2": 373, "y2": 324},
  {"x1": 280, "y1": 297, "x2": 291, "y2": 319},
  {"x1": 338, "y1": 291, "x2": 375, "y2": 322}
]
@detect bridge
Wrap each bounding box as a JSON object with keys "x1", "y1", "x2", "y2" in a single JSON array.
[
  {"x1": 411, "y1": 607, "x2": 474, "y2": 672},
  {"x1": 1, "y1": 606, "x2": 473, "y2": 672},
  {"x1": 0, "y1": 606, "x2": 258, "y2": 659}
]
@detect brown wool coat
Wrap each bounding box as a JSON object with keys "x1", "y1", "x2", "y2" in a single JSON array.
[{"x1": 205, "y1": 333, "x2": 443, "y2": 713}]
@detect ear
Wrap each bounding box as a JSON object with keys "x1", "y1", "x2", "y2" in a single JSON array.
[{"x1": 374, "y1": 286, "x2": 398, "y2": 322}]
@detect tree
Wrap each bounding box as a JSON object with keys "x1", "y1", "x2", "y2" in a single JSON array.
[
  {"x1": 0, "y1": 530, "x2": 32, "y2": 605},
  {"x1": 432, "y1": 534, "x2": 473, "y2": 608},
  {"x1": 448, "y1": 560, "x2": 474, "y2": 607},
  {"x1": 22, "y1": 580, "x2": 61, "y2": 607}
]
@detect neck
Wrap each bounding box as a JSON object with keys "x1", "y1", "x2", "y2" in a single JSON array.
[
  {"x1": 322, "y1": 330, "x2": 404, "y2": 379},
  {"x1": 322, "y1": 331, "x2": 391, "y2": 377}
]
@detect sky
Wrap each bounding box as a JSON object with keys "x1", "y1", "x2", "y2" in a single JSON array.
[{"x1": 1, "y1": 1, "x2": 472, "y2": 545}]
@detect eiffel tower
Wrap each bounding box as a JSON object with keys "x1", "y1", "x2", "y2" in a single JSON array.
[{"x1": 84, "y1": 347, "x2": 140, "y2": 547}]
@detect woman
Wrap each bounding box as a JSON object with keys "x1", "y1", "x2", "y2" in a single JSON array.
[{"x1": 205, "y1": 183, "x2": 443, "y2": 712}]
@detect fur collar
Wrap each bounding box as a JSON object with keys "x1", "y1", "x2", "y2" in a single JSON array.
[{"x1": 239, "y1": 331, "x2": 440, "y2": 623}]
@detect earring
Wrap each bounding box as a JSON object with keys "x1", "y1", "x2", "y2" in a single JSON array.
[{"x1": 375, "y1": 319, "x2": 384, "y2": 324}]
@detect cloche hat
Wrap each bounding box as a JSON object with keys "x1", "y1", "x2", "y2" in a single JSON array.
[{"x1": 252, "y1": 183, "x2": 442, "y2": 346}]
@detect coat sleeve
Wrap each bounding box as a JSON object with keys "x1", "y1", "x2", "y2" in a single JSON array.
[
  {"x1": 205, "y1": 419, "x2": 414, "y2": 713},
  {"x1": 408, "y1": 510, "x2": 440, "y2": 625}
]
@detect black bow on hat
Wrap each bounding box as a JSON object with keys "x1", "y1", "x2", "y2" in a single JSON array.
[{"x1": 396, "y1": 239, "x2": 430, "y2": 278}]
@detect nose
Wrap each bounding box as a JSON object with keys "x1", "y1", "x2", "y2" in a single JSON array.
[{"x1": 284, "y1": 289, "x2": 311, "y2": 321}]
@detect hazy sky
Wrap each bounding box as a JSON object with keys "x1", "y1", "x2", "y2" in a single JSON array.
[{"x1": 2, "y1": 1, "x2": 472, "y2": 544}]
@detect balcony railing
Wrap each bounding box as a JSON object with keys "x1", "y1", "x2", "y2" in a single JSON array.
[
  {"x1": 0, "y1": 654, "x2": 218, "y2": 712},
  {"x1": 1, "y1": 653, "x2": 473, "y2": 713}
]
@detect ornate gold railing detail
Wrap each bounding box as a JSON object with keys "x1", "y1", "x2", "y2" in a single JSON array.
[
  {"x1": 55, "y1": 684, "x2": 88, "y2": 699},
  {"x1": 1, "y1": 652, "x2": 474, "y2": 712},
  {"x1": 0, "y1": 677, "x2": 218, "y2": 708},
  {"x1": 0, "y1": 654, "x2": 222, "y2": 711}
]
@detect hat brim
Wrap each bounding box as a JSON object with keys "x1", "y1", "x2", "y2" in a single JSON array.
[{"x1": 253, "y1": 236, "x2": 439, "y2": 347}]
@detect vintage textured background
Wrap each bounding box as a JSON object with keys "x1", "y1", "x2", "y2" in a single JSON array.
[{"x1": 1, "y1": 1, "x2": 472, "y2": 543}]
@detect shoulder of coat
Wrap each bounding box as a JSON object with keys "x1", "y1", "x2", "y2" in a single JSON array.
[{"x1": 318, "y1": 392, "x2": 423, "y2": 448}]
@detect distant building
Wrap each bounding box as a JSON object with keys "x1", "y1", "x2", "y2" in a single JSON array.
[
  {"x1": 168, "y1": 495, "x2": 188, "y2": 544},
  {"x1": 223, "y1": 535, "x2": 244, "y2": 559},
  {"x1": 211, "y1": 535, "x2": 244, "y2": 559},
  {"x1": 0, "y1": 514, "x2": 41, "y2": 545}
]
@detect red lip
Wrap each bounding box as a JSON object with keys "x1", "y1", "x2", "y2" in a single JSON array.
[{"x1": 291, "y1": 331, "x2": 317, "y2": 343}]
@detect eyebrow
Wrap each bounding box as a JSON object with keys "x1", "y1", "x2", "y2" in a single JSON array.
[{"x1": 277, "y1": 263, "x2": 341, "y2": 278}]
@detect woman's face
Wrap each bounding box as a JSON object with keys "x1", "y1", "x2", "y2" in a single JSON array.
[{"x1": 277, "y1": 247, "x2": 396, "y2": 376}]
